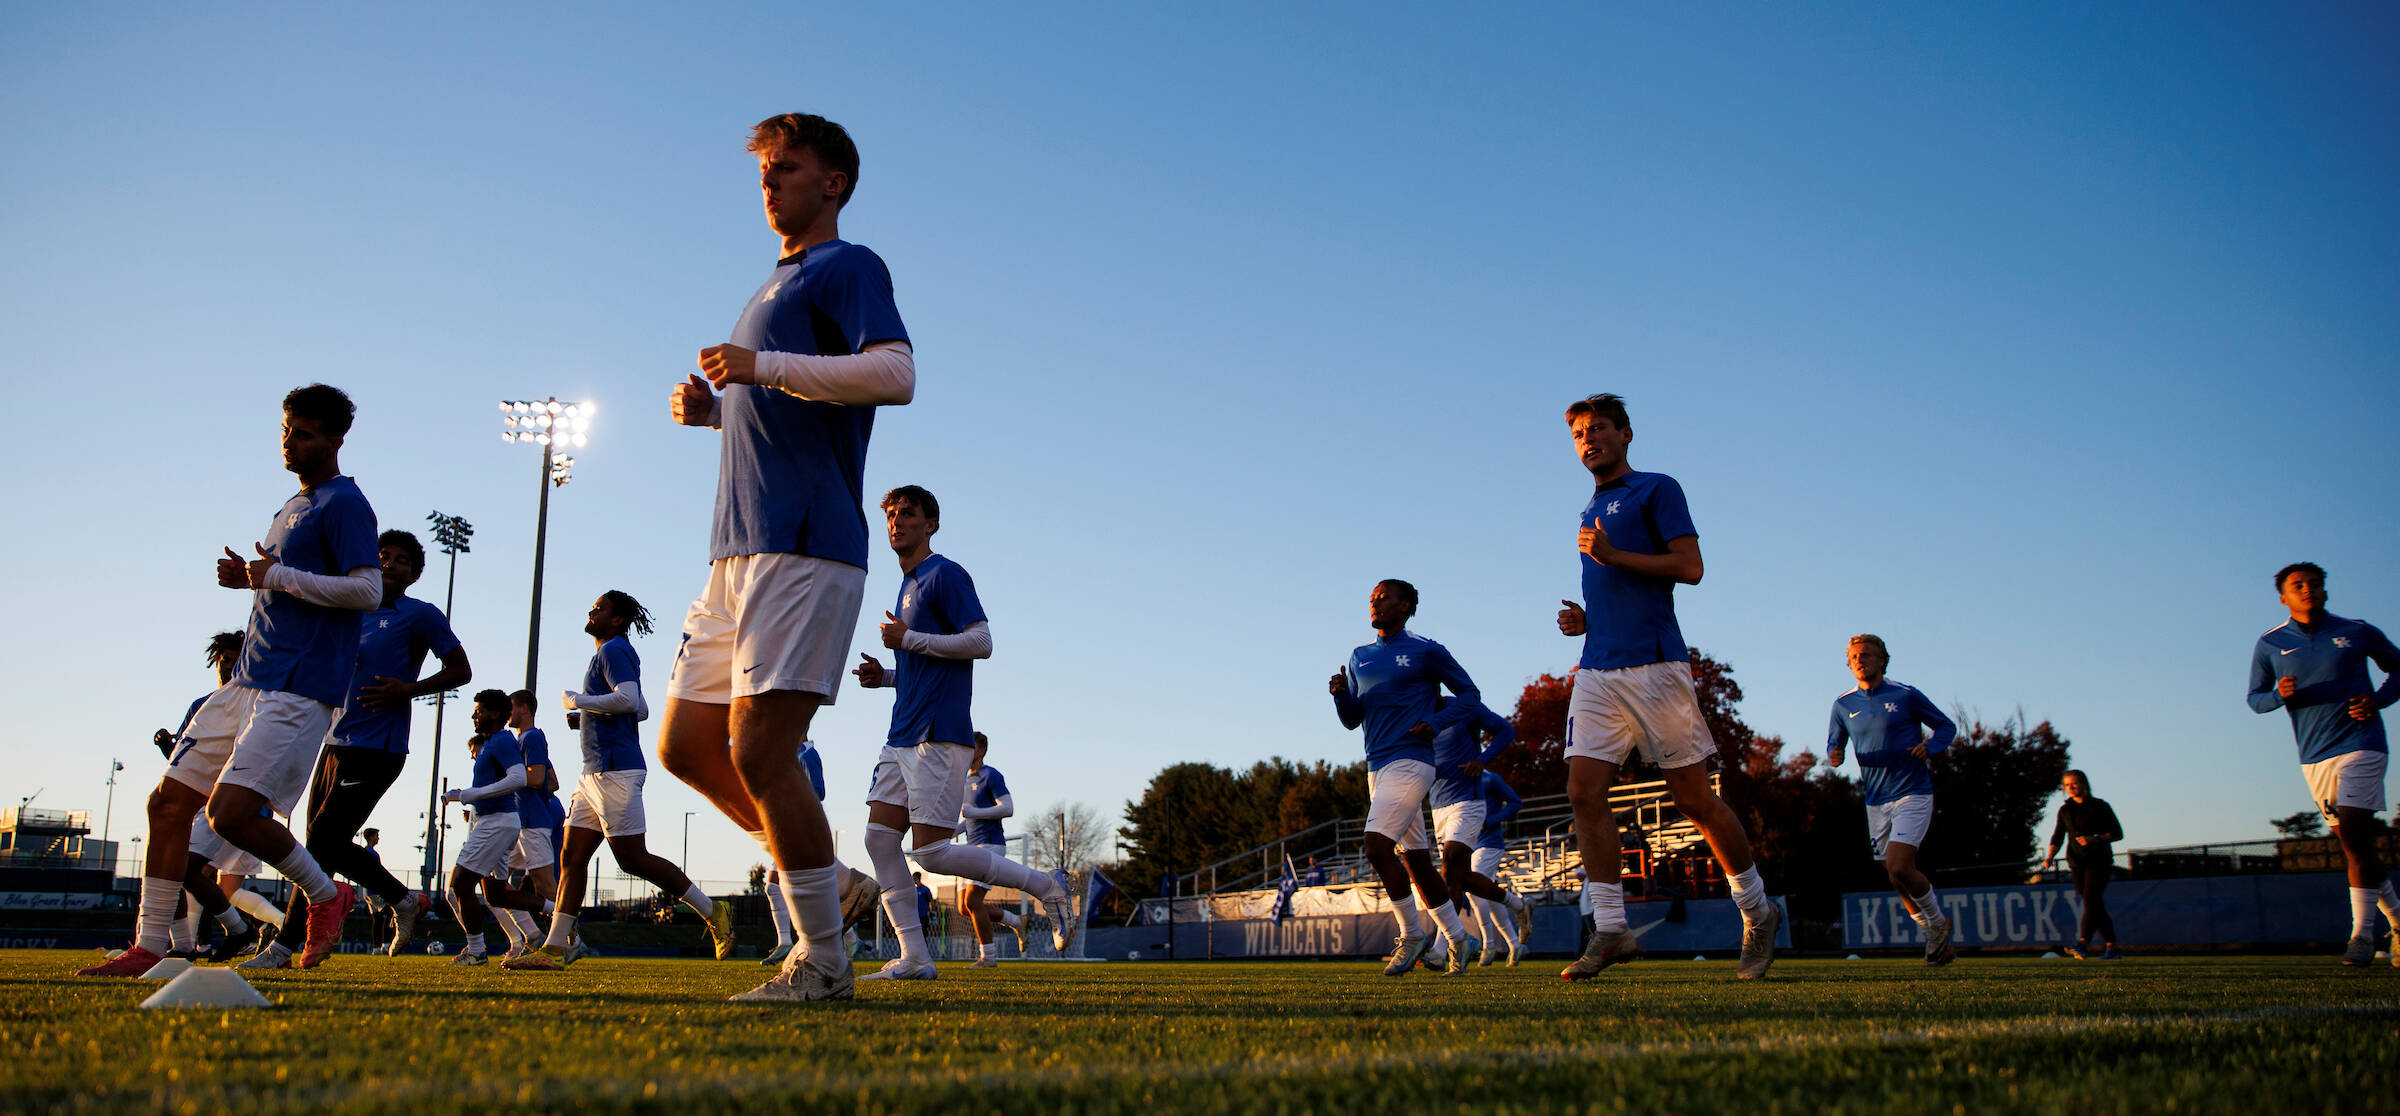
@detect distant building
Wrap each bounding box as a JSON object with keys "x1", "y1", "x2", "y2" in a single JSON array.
[{"x1": 0, "y1": 807, "x2": 121, "y2": 909}]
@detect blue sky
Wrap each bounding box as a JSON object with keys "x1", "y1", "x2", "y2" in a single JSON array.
[{"x1": 4, "y1": 3, "x2": 2395, "y2": 890}]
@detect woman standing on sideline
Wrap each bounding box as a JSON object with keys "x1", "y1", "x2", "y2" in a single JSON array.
[{"x1": 2042, "y1": 770, "x2": 2124, "y2": 959}]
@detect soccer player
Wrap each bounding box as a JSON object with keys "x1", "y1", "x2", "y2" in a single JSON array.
[
  {"x1": 82, "y1": 385, "x2": 373, "y2": 977},
  {"x1": 504, "y1": 690, "x2": 566, "y2": 948},
  {"x1": 1552, "y1": 393, "x2": 1779, "y2": 981},
  {"x1": 958, "y1": 732, "x2": 1032, "y2": 967},
  {"x1": 648, "y1": 111, "x2": 912, "y2": 1004},
  {"x1": 1825, "y1": 633, "x2": 1958, "y2": 966},
  {"x1": 439, "y1": 691, "x2": 536, "y2": 966},
  {"x1": 509, "y1": 592, "x2": 732, "y2": 968},
  {"x1": 2247, "y1": 561, "x2": 2400, "y2": 966},
  {"x1": 761, "y1": 738, "x2": 831, "y2": 967},
  {"x1": 1429, "y1": 697, "x2": 1526, "y2": 963},
  {"x1": 1466, "y1": 770, "x2": 1526, "y2": 966},
  {"x1": 1329, "y1": 578, "x2": 1485, "y2": 975},
  {"x1": 2041, "y1": 769, "x2": 2123, "y2": 960},
  {"x1": 149, "y1": 632, "x2": 280, "y2": 962},
  {"x1": 260, "y1": 528, "x2": 469, "y2": 964},
  {"x1": 851, "y1": 485, "x2": 1077, "y2": 980}
]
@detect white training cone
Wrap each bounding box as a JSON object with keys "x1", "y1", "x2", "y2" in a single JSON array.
[
  {"x1": 140, "y1": 967, "x2": 272, "y2": 1010},
  {"x1": 1692, "y1": 954, "x2": 1706, "y2": 961},
  {"x1": 139, "y1": 957, "x2": 193, "y2": 981},
  {"x1": 1846, "y1": 953, "x2": 1863, "y2": 960},
  {"x1": 2041, "y1": 951, "x2": 2062, "y2": 959}
]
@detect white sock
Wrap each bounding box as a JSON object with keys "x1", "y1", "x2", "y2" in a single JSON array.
[
  {"x1": 912, "y1": 841, "x2": 1065, "y2": 900},
  {"x1": 231, "y1": 889, "x2": 283, "y2": 928},
  {"x1": 1391, "y1": 896, "x2": 1424, "y2": 939},
  {"x1": 213, "y1": 904, "x2": 248, "y2": 934},
  {"x1": 171, "y1": 899, "x2": 199, "y2": 953},
  {"x1": 2378, "y1": 882, "x2": 2399, "y2": 931},
  {"x1": 976, "y1": 938, "x2": 992, "y2": 961},
  {"x1": 998, "y1": 909, "x2": 1023, "y2": 930},
  {"x1": 767, "y1": 873, "x2": 795, "y2": 947},
  {"x1": 865, "y1": 822, "x2": 925, "y2": 961},
  {"x1": 881, "y1": 890, "x2": 931, "y2": 964},
  {"x1": 1425, "y1": 897, "x2": 1470, "y2": 943},
  {"x1": 1503, "y1": 891, "x2": 1527, "y2": 913},
  {"x1": 1728, "y1": 865, "x2": 1769, "y2": 917},
  {"x1": 1911, "y1": 888, "x2": 1942, "y2": 927},
  {"x1": 543, "y1": 911, "x2": 579, "y2": 950},
  {"x1": 780, "y1": 865, "x2": 845, "y2": 977},
  {"x1": 136, "y1": 877, "x2": 179, "y2": 955},
  {"x1": 1480, "y1": 895, "x2": 1520, "y2": 946},
  {"x1": 2352, "y1": 887, "x2": 2378, "y2": 938},
  {"x1": 1468, "y1": 895, "x2": 1497, "y2": 943},
  {"x1": 271, "y1": 846, "x2": 338, "y2": 905},
  {"x1": 511, "y1": 908, "x2": 541, "y2": 942},
  {"x1": 461, "y1": 930, "x2": 485, "y2": 956},
  {"x1": 493, "y1": 910, "x2": 525, "y2": 948},
  {"x1": 1585, "y1": 880, "x2": 1627, "y2": 933},
  {"x1": 542, "y1": 899, "x2": 556, "y2": 914},
  {"x1": 680, "y1": 884, "x2": 714, "y2": 919}
]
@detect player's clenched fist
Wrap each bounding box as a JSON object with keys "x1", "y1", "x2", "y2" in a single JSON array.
[
  {"x1": 2277, "y1": 675, "x2": 2297, "y2": 699},
  {"x1": 854, "y1": 652, "x2": 888, "y2": 688},
  {"x1": 1556, "y1": 599, "x2": 1586, "y2": 637},
  {"x1": 1327, "y1": 671, "x2": 1348, "y2": 696},
  {"x1": 671, "y1": 374, "x2": 716, "y2": 427},
  {"x1": 697, "y1": 343, "x2": 758, "y2": 387}
]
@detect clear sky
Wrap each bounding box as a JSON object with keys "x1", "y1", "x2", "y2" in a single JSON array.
[{"x1": 4, "y1": 3, "x2": 2395, "y2": 891}]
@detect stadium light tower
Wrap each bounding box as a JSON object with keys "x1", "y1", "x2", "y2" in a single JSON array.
[
  {"x1": 498, "y1": 398, "x2": 593, "y2": 692},
  {"x1": 419, "y1": 511, "x2": 472, "y2": 891}
]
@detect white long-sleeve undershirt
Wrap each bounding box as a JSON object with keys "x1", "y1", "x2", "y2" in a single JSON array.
[
  {"x1": 755, "y1": 340, "x2": 914, "y2": 406},
  {"x1": 458, "y1": 764, "x2": 526, "y2": 802},
  {"x1": 961, "y1": 792, "x2": 1013, "y2": 821},
  {"x1": 570, "y1": 679, "x2": 648, "y2": 721},
  {"x1": 901, "y1": 620, "x2": 991, "y2": 661},
  {"x1": 263, "y1": 565, "x2": 382, "y2": 610}
]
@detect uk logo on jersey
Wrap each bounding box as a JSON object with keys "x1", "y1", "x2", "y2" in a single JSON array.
[
  {"x1": 902, "y1": 591, "x2": 915, "y2": 610},
  {"x1": 1396, "y1": 655, "x2": 1412, "y2": 667},
  {"x1": 1884, "y1": 702, "x2": 1900, "y2": 713},
  {"x1": 2334, "y1": 637, "x2": 2353, "y2": 649},
  {"x1": 1605, "y1": 501, "x2": 1621, "y2": 516}
]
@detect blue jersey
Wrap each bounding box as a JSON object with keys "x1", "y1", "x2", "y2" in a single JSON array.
[
  {"x1": 234, "y1": 476, "x2": 380, "y2": 706},
  {"x1": 1828, "y1": 680, "x2": 1956, "y2": 806},
  {"x1": 713, "y1": 240, "x2": 910, "y2": 566},
  {"x1": 1333, "y1": 631, "x2": 1481, "y2": 771},
  {"x1": 174, "y1": 693, "x2": 209, "y2": 738},
  {"x1": 963, "y1": 764, "x2": 1009, "y2": 845},
  {"x1": 469, "y1": 729, "x2": 524, "y2": 820},
  {"x1": 328, "y1": 595, "x2": 460, "y2": 754},
  {"x1": 2250, "y1": 614, "x2": 2400, "y2": 764},
  {"x1": 884, "y1": 554, "x2": 987, "y2": 748},
  {"x1": 800, "y1": 741, "x2": 826, "y2": 801},
  {"x1": 1428, "y1": 703, "x2": 1516, "y2": 807},
  {"x1": 1577, "y1": 471, "x2": 1697, "y2": 671},
  {"x1": 1475, "y1": 772, "x2": 1523, "y2": 851},
  {"x1": 579, "y1": 637, "x2": 645, "y2": 772},
  {"x1": 516, "y1": 726, "x2": 565, "y2": 827}
]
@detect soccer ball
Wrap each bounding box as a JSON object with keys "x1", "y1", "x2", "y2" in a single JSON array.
[
  {"x1": 425, "y1": 940, "x2": 449, "y2": 955},
  {"x1": 1127, "y1": 951, "x2": 1141, "y2": 961}
]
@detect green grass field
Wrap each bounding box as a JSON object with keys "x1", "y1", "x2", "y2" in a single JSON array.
[{"x1": 2, "y1": 950, "x2": 2394, "y2": 1114}]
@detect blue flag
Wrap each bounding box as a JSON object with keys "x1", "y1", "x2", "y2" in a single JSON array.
[
  {"x1": 1269, "y1": 859, "x2": 1299, "y2": 925},
  {"x1": 1084, "y1": 870, "x2": 1116, "y2": 920}
]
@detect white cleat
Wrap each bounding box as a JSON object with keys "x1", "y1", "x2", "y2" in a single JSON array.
[
  {"x1": 967, "y1": 955, "x2": 999, "y2": 969},
  {"x1": 236, "y1": 942, "x2": 293, "y2": 971},
  {"x1": 387, "y1": 892, "x2": 423, "y2": 956},
  {"x1": 1043, "y1": 891, "x2": 1080, "y2": 953},
  {"x1": 1505, "y1": 937, "x2": 1521, "y2": 967},
  {"x1": 1382, "y1": 934, "x2": 1434, "y2": 977},
  {"x1": 1923, "y1": 915, "x2": 1957, "y2": 967},
  {"x1": 1444, "y1": 936, "x2": 1482, "y2": 975},
  {"x1": 1737, "y1": 904, "x2": 1782, "y2": 980},
  {"x1": 731, "y1": 958, "x2": 854, "y2": 1003},
  {"x1": 856, "y1": 957, "x2": 938, "y2": 982},
  {"x1": 2342, "y1": 936, "x2": 2377, "y2": 967},
  {"x1": 450, "y1": 951, "x2": 489, "y2": 967}
]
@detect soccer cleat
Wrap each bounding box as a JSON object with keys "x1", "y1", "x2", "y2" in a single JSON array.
[
  {"x1": 205, "y1": 923, "x2": 263, "y2": 964},
  {"x1": 1736, "y1": 903, "x2": 1781, "y2": 980},
  {"x1": 450, "y1": 950, "x2": 489, "y2": 967},
  {"x1": 1444, "y1": 936, "x2": 1482, "y2": 974},
  {"x1": 1044, "y1": 892, "x2": 1080, "y2": 953},
  {"x1": 1504, "y1": 936, "x2": 1522, "y2": 967},
  {"x1": 388, "y1": 893, "x2": 424, "y2": 956},
  {"x1": 2099, "y1": 945, "x2": 2124, "y2": 960},
  {"x1": 838, "y1": 868, "x2": 881, "y2": 929},
  {"x1": 704, "y1": 901, "x2": 738, "y2": 961},
  {"x1": 1560, "y1": 928, "x2": 1639, "y2": 981},
  {"x1": 1381, "y1": 934, "x2": 1434, "y2": 977},
  {"x1": 730, "y1": 958, "x2": 854, "y2": 1003},
  {"x1": 967, "y1": 954, "x2": 999, "y2": 969},
  {"x1": 1513, "y1": 899, "x2": 1533, "y2": 942},
  {"x1": 238, "y1": 942, "x2": 294, "y2": 971},
  {"x1": 296, "y1": 882, "x2": 355, "y2": 969},
  {"x1": 502, "y1": 945, "x2": 568, "y2": 971},
  {"x1": 857, "y1": 957, "x2": 938, "y2": 981},
  {"x1": 76, "y1": 945, "x2": 164, "y2": 978},
  {"x1": 1476, "y1": 937, "x2": 1497, "y2": 967},
  {"x1": 2342, "y1": 936, "x2": 2376, "y2": 967},
  {"x1": 2064, "y1": 940, "x2": 2088, "y2": 961},
  {"x1": 760, "y1": 942, "x2": 794, "y2": 967},
  {"x1": 166, "y1": 948, "x2": 204, "y2": 962},
  {"x1": 498, "y1": 942, "x2": 527, "y2": 965},
  {"x1": 563, "y1": 938, "x2": 592, "y2": 965},
  {"x1": 1923, "y1": 915, "x2": 1957, "y2": 967}
]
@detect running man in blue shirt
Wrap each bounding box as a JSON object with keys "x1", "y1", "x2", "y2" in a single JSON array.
[
  {"x1": 957, "y1": 732, "x2": 1033, "y2": 967},
  {"x1": 2248, "y1": 562, "x2": 2400, "y2": 966},
  {"x1": 853, "y1": 486, "x2": 1076, "y2": 980},
  {"x1": 1826, "y1": 634, "x2": 1958, "y2": 966},
  {"x1": 514, "y1": 592, "x2": 732, "y2": 968},
  {"x1": 1428, "y1": 697, "x2": 1529, "y2": 960},
  {"x1": 658, "y1": 113, "x2": 907, "y2": 1004},
  {"x1": 439, "y1": 691, "x2": 536, "y2": 965},
  {"x1": 1466, "y1": 771, "x2": 1526, "y2": 966},
  {"x1": 155, "y1": 632, "x2": 286, "y2": 962},
  {"x1": 86, "y1": 386, "x2": 376, "y2": 977},
  {"x1": 260, "y1": 529, "x2": 471, "y2": 965},
  {"x1": 1331, "y1": 579, "x2": 1485, "y2": 975},
  {"x1": 497, "y1": 689, "x2": 566, "y2": 960},
  {"x1": 1551, "y1": 393, "x2": 1778, "y2": 982}
]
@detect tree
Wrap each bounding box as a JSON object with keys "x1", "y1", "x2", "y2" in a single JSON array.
[
  {"x1": 746, "y1": 863, "x2": 767, "y2": 895},
  {"x1": 1022, "y1": 802, "x2": 1113, "y2": 874},
  {"x1": 1116, "y1": 757, "x2": 1367, "y2": 900},
  {"x1": 1491, "y1": 672, "x2": 1571, "y2": 798},
  {"x1": 2272, "y1": 811, "x2": 2326, "y2": 840},
  {"x1": 1921, "y1": 716, "x2": 2074, "y2": 884}
]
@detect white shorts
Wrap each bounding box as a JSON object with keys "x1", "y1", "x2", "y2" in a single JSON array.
[
  {"x1": 668, "y1": 552, "x2": 867, "y2": 702},
  {"x1": 1866, "y1": 794, "x2": 1935, "y2": 859},
  {"x1": 1471, "y1": 846, "x2": 1505, "y2": 879},
  {"x1": 1365, "y1": 760, "x2": 1433, "y2": 851},
  {"x1": 188, "y1": 813, "x2": 262, "y2": 878},
  {"x1": 2306, "y1": 750, "x2": 2388, "y2": 822},
  {"x1": 867, "y1": 742, "x2": 974, "y2": 829},
  {"x1": 1432, "y1": 800, "x2": 1487, "y2": 849},
  {"x1": 163, "y1": 686, "x2": 331, "y2": 805},
  {"x1": 1566, "y1": 662, "x2": 1715, "y2": 770},
  {"x1": 455, "y1": 814, "x2": 522, "y2": 879},
  {"x1": 509, "y1": 824, "x2": 558, "y2": 871},
  {"x1": 566, "y1": 770, "x2": 647, "y2": 837}
]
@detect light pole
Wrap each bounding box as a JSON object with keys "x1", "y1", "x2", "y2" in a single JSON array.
[
  {"x1": 420, "y1": 511, "x2": 472, "y2": 893},
  {"x1": 682, "y1": 811, "x2": 696, "y2": 873},
  {"x1": 498, "y1": 399, "x2": 592, "y2": 693},
  {"x1": 100, "y1": 759, "x2": 122, "y2": 875}
]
